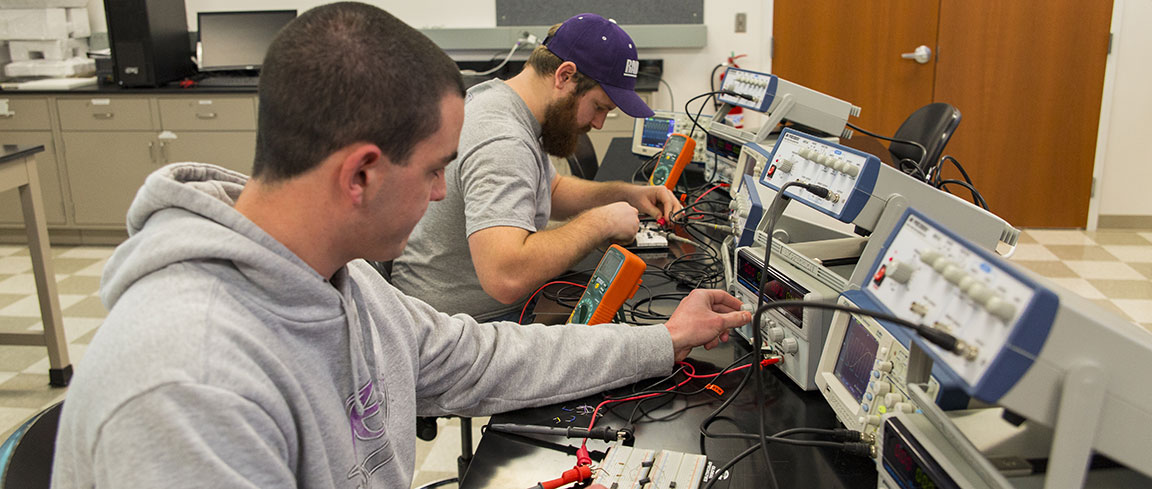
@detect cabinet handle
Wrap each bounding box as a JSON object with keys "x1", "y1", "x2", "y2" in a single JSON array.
[
  {"x1": 159, "y1": 141, "x2": 169, "y2": 163},
  {"x1": 195, "y1": 112, "x2": 218, "y2": 119},
  {"x1": 147, "y1": 141, "x2": 157, "y2": 164},
  {"x1": 92, "y1": 112, "x2": 114, "y2": 119}
]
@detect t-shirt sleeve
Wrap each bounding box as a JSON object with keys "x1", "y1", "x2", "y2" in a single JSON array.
[{"x1": 458, "y1": 137, "x2": 544, "y2": 236}]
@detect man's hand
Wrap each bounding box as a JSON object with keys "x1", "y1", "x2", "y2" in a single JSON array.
[
  {"x1": 664, "y1": 289, "x2": 751, "y2": 362},
  {"x1": 585, "y1": 202, "x2": 641, "y2": 242},
  {"x1": 625, "y1": 185, "x2": 682, "y2": 221}
]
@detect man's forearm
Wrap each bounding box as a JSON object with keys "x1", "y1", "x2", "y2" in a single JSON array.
[
  {"x1": 551, "y1": 176, "x2": 634, "y2": 220},
  {"x1": 472, "y1": 212, "x2": 614, "y2": 304}
]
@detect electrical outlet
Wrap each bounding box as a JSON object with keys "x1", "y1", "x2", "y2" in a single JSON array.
[{"x1": 735, "y1": 12, "x2": 747, "y2": 33}]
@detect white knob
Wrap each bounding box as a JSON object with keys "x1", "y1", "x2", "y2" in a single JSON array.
[
  {"x1": 958, "y1": 276, "x2": 977, "y2": 293},
  {"x1": 767, "y1": 327, "x2": 785, "y2": 343},
  {"x1": 884, "y1": 393, "x2": 901, "y2": 407},
  {"x1": 832, "y1": 158, "x2": 847, "y2": 172},
  {"x1": 844, "y1": 164, "x2": 860, "y2": 177},
  {"x1": 798, "y1": 148, "x2": 812, "y2": 160},
  {"x1": 875, "y1": 361, "x2": 893, "y2": 373},
  {"x1": 932, "y1": 259, "x2": 951, "y2": 274},
  {"x1": 896, "y1": 402, "x2": 915, "y2": 413},
  {"x1": 887, "y1": 260, "x2": 915, "y2": 284},
  {"x1": 781, "y1": 337, "x2": 799, "y2": 354},
  {"x1": 986, "y1": 297, "x2": 1017, "y2": 321},
  {"x1": 778, "y1": 158, "x2": 795, "y2": 173},
  {"x1": 919, "y1": 249, "x2": 942, "y2": 266},
  {"x1": 865, "y1": 415, "x2": 882, "y2": 426},
  {"x1": 967, "y1": 283, "x2": 994, "y2": 303},
  {"x1": 873, "y1": 381, "x2": 891, "y2": 395},
  {"x1": 942, "y1": 265, "x2": 967, "y2": 285}
]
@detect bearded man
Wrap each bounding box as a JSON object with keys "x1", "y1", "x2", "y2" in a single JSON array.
[{"x1": 392, "y1": 13, "x2": 681, "y2": 321}]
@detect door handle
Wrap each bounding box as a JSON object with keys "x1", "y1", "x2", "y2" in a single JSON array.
[
  {"x1": 92, "y1": 112, "x2": 114, "y2": 119},
  {"x1": 901, "y1": 45, "x2": 933, "y2": 64},
  {"x1": 195, "y1": 112, "x2": 217, "y2": 119}
]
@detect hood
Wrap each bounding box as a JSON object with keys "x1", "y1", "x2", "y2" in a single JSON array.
[{"x1": 100, "y1": 163, "x2": 342, "y2": 319}]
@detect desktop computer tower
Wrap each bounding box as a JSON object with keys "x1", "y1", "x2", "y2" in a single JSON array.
[{"x1": 105, "y1": 0, "x2": 196, "y2": 87}]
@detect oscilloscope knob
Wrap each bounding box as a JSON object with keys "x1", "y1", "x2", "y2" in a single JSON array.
[
  {"x1": 780, "y1": 337, "x2": 799, "y2": 354},
  {"x1": 767, "y1": 327, "x2": 786, "y2": 343}
]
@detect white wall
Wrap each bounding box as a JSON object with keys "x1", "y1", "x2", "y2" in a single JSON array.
[
  {"x1": 86, "y1": 1, "x2": 766, "y2": 119},
  {"x1": 85, "y1": 0, "x2": 1148, "y2": 221},
  {"x1": 1097, "y1": 0, "x2": 1152, "y2": 217}
]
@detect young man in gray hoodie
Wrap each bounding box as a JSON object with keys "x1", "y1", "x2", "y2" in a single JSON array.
[{"x1": 50, "y1": 3, "x2": 750, "y2": 488}]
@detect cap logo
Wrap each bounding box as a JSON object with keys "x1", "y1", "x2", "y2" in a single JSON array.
[{"x1": 623, "y1": 59, "x2": 639, "y2": 78}]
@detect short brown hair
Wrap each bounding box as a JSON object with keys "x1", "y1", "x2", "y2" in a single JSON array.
[
  {"x1": 524, "y1": 23, "x2": 599, "y2": 97},
  {"x1": 252, "y1": 2, "x2": 465, "y2": 182}
]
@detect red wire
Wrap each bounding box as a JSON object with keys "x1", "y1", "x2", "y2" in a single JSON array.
[
  {"x1": 693, "y1": 182, "x2": 730, "y2": 204},
  {"x1": 578, "y1": 357, "x2": 781, "y2": 448},
  {"x1": 682, "y1": 356, "x2": 779, "y2": 378},
  {"x1": 518, "y1": 280, "x2": 587, "y2": 324},
  {"x1": 684, "y1": 183, "x2": 730, "y2": 220}
]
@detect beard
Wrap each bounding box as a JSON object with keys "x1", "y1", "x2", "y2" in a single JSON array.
[{"x1": 539, "y1": 94, "x2": 591, "y2": 157}]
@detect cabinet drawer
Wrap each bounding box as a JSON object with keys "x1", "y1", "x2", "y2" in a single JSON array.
[
  {"x1": 0, "y1": 97, "x2": 52, "y2": 131},
  {"x1": 58, "y1": 97, "x2": 154, "y2": 131},
  {"x1": 158, "y1": 97, "x2": 256, "y2": 131}
]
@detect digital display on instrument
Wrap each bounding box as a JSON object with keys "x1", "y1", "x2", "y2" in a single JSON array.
[
  {"x1": 640, "y1": 117, "x2": 676, "y2": 149},
  {"x1": 833, "y1": 316, "x2": 879, "y2": 401},
  {"x1": 706, "y1": 134, "x2": 743, "y2": 160},
  {"x1": 882, "y1": 418, "x2": 960, "y2": 489},
  {"x1": 570, "y1": 248, "x2": 626, "y2": 324},
  {"x1": 735, "y1": 253, "x2": 806, "y2": 326}
]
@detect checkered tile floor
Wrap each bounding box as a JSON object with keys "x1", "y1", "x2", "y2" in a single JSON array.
[{"x1": 1, "y1": 229, "x2": 1150, "y2": 485}]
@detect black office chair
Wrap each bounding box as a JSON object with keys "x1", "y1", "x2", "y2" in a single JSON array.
[
  {"x1": 0, "y1": 401, "x2": 62, "y2": 489},
  {"x1": 565, "y1": 133, "x2": 599, "y2": 180},
  {"x1": 888, "y1": 103, "x2": 961, "y2": 178}
]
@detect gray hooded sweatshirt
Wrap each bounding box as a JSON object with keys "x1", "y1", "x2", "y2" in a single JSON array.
[{"x1": 51, "y1": 163, "x2": 674, "y2": 488}]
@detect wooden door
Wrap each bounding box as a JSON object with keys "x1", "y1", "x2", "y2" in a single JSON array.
[
  {"x1": 932, "y1": 0, "x2": 1111, "y2": 227},
  {"x1": 772, "y1": 0, "x2": 940, "y2": 137},
  {"x1": 772, "y1": 0, "x2": 1112, "y2": 227}
]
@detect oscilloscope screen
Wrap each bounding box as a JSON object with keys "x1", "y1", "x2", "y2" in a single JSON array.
[{"x1": 833, "y1": 315, "x2": 880, "y2": 401}]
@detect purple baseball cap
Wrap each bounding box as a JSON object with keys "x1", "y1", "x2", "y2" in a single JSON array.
[{"x1": 544, "y1": 13, "x2": 654, "y2": 118}]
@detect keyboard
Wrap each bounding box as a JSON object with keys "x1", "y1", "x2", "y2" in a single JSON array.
[{"x1": 197, "y1": 75, "x2": 260, "y2": 87}]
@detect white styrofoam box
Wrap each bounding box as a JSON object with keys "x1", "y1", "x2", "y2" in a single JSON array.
[
  {"x1": 0, "y1": 0, "x2": 88, "y2": 7},
  {"x1": 4, "y1": 56, "x2": 93, "y2": 77},
  {"x1": 0, "y1": 9, "x2": 69, "y2": 41},
  {"x1": 8, "y1": 37, "x2": 87, "y2": 61},
  {"x1": 65, "y1": 7, "x2": 88, "y2": 38}
]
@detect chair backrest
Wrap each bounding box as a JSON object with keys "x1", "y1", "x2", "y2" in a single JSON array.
[
  {"x1": 0, "y1": 401, "x2": 62, "y2": 489},
  {"x1": 565, "y1": 133, "x2": 599, "y2": 180},
  {"x1": 889, "y1": 103, "x2": 961, "y2": 176},
  {"x1": 368, "y1": 260, "x2": 393, "y2": 282}
]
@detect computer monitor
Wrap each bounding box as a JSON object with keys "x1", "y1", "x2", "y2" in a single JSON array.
[{"x1": 197, "y1": 10, "x2": 296, "y2": 72}]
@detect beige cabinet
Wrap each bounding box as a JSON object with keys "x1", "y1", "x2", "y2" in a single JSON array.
[
  {"x1": 0, "y1": 91, "x2": 258, "y2": 243},
  {"x1": 585, "y1": 92, "x2": 653, "y2": 165},
  {"x1": 62, "y1": 132, "x2": 160, "y2": 225},
  {"x1": 156, "y1": 96, "x2": 256, "y2": 174},
  {"x1": 0, "y1": 97, "x2": 66, "y2": 224},
  {"x1": 0, "y1": 132, "x2": 65, "y2": 224}
]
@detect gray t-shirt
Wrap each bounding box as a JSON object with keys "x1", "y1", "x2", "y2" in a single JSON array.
[{"x1": 392, "y1": 80, "x2": 556, "y2": 320}]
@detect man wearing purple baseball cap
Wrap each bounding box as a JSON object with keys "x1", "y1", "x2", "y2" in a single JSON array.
[{"x1": 393, "y1": 13, "x2": 682, "y2": 321}]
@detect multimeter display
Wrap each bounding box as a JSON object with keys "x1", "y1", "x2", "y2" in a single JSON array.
[
  {"x1": 649, "y1": 134, "x2": 695, "y2": 190},
  {"x1": 569, "y1": 245, "x2": 645, "y2": 325}
]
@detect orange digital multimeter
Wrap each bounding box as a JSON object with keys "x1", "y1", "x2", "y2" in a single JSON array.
[
  {"x1": 648, "y1": 133, "x2": 696, "y2": 190},
  {"x1": 568, "y1": 245, "x2": 646, "y2": 325}
]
